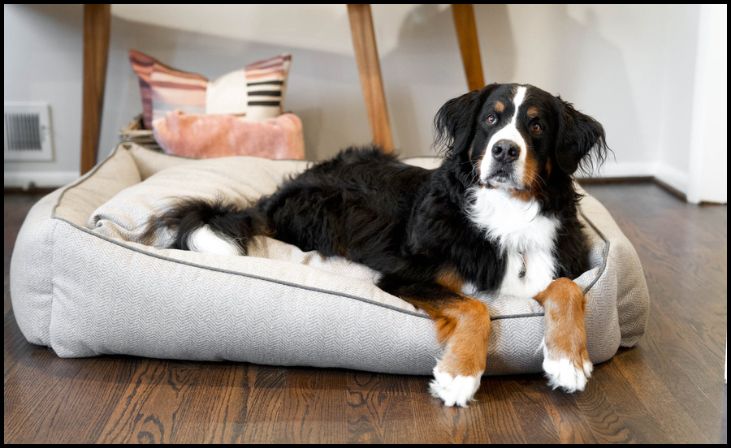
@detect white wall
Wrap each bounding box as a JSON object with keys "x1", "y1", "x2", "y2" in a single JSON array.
[
  {"x1": 479, "y1": 4, "x2": 708, "y2": 195},
  {"x1": 4, "y1": 4, "x2": 726, "y2": 202},
  {"x1": 4, "y1": 4, "x2": 83, "y2": 186},
  {"x1": 687, "y1": 4, "x2": 727, "y2": 204}
]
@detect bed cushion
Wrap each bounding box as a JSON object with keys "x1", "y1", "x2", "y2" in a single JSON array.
[{"x1": 9, "y1": 143, "x2": 650, "y2": 375}]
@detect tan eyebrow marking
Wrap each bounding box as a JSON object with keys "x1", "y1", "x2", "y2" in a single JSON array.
[
  {"x1": 495, "y1": 101, "x2": 505, "y2": 113},
  {"x1": 527, "y1": 106, "x2": 539, "y2": 118}
]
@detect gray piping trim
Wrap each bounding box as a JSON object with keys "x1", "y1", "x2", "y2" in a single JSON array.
[
  {"x1": 48, "y1": 146, "x2": 610, "y2": 322},
  {"x1": 491, "y1": 312, "x2": 544, "y2": 321}
]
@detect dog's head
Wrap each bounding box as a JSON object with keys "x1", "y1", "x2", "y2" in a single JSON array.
[{"x1": 435, "y1": 83, "x2": 608, "y2": 198}]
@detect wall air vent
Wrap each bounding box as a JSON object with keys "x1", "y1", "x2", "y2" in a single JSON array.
[{"x1": 4, "y1": 102, "x2": 53, "y2": 161}]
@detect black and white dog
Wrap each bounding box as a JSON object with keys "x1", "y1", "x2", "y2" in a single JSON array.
[{"x1": 150, "y1": 83, "x2": 608, "y2": 407}]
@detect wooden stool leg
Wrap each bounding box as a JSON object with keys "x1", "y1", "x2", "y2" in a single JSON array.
[
  {"x1": 452, "y1": 4, "x2": 485, "y2": 91},
  {"x1": 80, "y1": 4, "x2": 111, "y2": 175},
  {"x1": 347, "y1": 4, "x2": 394, "y2": 153}
]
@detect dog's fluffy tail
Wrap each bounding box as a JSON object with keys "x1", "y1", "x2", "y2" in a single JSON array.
[{"x1": 143, "y1": 198, "x2": 269, "y2": 255}]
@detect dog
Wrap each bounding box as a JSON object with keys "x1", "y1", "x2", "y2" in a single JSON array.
[{"x1": 148, "y1": 83, "x2": 608, "y2": 407}]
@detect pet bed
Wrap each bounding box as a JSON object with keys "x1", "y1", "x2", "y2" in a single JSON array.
[{"x1": 10, "y1": 143, "x2": 650, "y2": 375}]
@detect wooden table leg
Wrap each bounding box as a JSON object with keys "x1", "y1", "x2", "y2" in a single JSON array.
[
  {"x1": 80, "y1": 4, "x2": 111, "y2": 175},
  {"x1": 347, "y1": 4, "x2": 394, "y2": 153},
  {"x1": 452, "y1": 4, "x2": 485, "y2": 91}
]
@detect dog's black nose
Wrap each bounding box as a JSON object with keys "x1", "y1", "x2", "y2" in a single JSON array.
[{"x1": 492, "y1": 140, "x2": 520, "y2": 163}]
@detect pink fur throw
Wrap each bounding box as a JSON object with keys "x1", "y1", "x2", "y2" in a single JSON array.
[{"x1": 153, "y1": 111, "x2": 305, "y2": 160}]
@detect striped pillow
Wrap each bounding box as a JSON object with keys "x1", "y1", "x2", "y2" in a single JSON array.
[
  {"x1": 128, "y1": 50, "x2": 156, "y2": 129},
  {"x1": 129, "y1": 50, "x2": 291, "y2": 129},
  {"x1": 243, "y1": 54, "x2": 291, "y2": 120}
]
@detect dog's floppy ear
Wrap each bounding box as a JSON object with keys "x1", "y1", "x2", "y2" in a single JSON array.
[
  {"x1": 434, "y1": 83, "x2": 498, "y2": 157},
  {"x1": 555, "y1": 98, "x2": 609, "y2": 174}
]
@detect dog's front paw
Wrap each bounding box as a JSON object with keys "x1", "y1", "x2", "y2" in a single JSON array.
[
  {"x1": 429, "y1": 364, "x2": 482, "y2": 407},
  {"x1": 541, "y1": 340, "x2": 592, "y2": 393}
]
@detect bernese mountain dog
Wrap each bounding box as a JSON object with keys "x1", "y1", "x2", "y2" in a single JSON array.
[{"x1": 148, "y1": 83, "x2": 608, "y2": 407}]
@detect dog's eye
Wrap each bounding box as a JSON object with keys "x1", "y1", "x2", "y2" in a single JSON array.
[
  {"x1": 530, "y1": 122, "x2": 543, "y2": 135},
  {"x1": 486, "y1": 114, "x2": 497, "y2": 125}
]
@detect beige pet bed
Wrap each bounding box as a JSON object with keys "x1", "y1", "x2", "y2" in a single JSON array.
[{"x1": 10, "y1": 143, "x2": 650, "y2": 375}]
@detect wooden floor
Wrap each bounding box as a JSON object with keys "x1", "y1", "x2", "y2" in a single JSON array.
[{"x1": 4, "y1": 183, "x2": 727, "y2": 443}]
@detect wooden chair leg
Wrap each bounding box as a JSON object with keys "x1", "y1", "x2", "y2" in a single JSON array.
[
  {"x1": 452, "y1": 4, "x2": 485, "y2": 91},
  {"x1": 347, "y1": 4, "x2": 394, "y2": 153},
  {"x1": 80, "y1": 4, "x2": 111, "y2": 175}
]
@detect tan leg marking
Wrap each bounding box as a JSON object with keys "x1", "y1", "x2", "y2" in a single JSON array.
[
  {"x1": 402, "y1": 288, "x2": 490, "y2": 407},
  {"x1": 534, "y1": 277, "x2": 592, "y2": 392}
]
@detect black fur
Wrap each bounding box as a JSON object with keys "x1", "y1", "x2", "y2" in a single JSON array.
[
  {"x1": 150, "y1": 83, "x2": 608, "y2": 299},
  {"x1": 555, "y1": 98, "x2": 609, "y2": 175}
]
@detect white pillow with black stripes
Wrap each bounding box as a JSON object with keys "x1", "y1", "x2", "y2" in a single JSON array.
[{"x1": 206, "y1": 54, "x2": 292, "y2": 120}]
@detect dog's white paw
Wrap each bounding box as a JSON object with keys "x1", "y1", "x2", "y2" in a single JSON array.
[
  {"x1": 429, "y1": 365, "x2": 482, "y2": 407},
  {"x1": 542, "y1": 342, "x2": 592, "y2": 393}
]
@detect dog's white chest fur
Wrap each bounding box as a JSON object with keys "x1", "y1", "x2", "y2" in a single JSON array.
[{"x1": 467, "y1": 187, "x2": 558, "y2": 298}]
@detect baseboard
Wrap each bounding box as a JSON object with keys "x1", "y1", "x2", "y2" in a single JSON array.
[
  {"x1": 575, "y1": 162, "x2": 655, "y2": 179},
  {"x1": 578, "y1": 161, "x2": 692, "y2": 200},
  {"x1": 653, "y1": 163, "x2": 689, "y2": 196},
  {"x1": 653, "y1": 177, "x2": 688, "y2": 201},
  {"x1": 3, "y1": 171, "x2": 79, "y2": 189},
  {"x1": 577, "y1": 176, "x2": 654, "y2": 185}
]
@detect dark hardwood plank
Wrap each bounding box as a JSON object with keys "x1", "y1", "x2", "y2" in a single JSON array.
[
  {"x1": 3, "y1": 350, "x2": 137, "y2": 443},
  {"x1": 3, "y1": 184, "x2": 727, "y2": 443},
  {"x1": 240, "y1": 367, "x2": 348, "y2": 444},
  {"x1": 96, "y1": 360, "x2": 237, "y2": 443}
]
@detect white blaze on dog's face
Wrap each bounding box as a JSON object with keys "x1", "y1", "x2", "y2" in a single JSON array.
[
  {"x1": 469, "y1": 84, "x2": 554, "y2": 197},
  {"x1": 478, "y1": 86, "x2": 528, "y2": 191}
]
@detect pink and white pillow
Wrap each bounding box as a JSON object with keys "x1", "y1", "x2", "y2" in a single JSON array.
[{"x1": 129, "y1": 50, "x2": 292, "y2": 129}]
